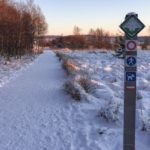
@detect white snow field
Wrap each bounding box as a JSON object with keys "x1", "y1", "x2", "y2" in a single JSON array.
[
  {"x1": 0, "y1": 55, "x2": 36, "y2": 87},
  {"x1": 56, "y1": 49, "x2": 150, "y2": 150},
  {"x1": 0, "y1": 49, "x2": 150, "y2": 150}
]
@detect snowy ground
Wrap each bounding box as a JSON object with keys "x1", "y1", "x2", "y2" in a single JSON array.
[
  {"x1": 0, "y1": 49, "x2": 150, "y2": 150},
  {"x1": 56, "y1": 49, "x2": 150, "y2": 150},
  {"x1": 0, "y1": 55, "x2": 36, "y2": 87}
]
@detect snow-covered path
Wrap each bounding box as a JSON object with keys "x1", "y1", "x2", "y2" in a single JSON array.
[{"x1": 0, "y1": 50, "x2": 77, "y2": 150}]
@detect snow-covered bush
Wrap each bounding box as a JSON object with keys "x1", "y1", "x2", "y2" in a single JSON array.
[
  {"x1": 64, "y1": 80, "x2": 87, "y2": 101},
  {"x1": 55, "y1": 51, "x2": 80, "y2": 75},
  {"x1": 77, "y1": 76, "x2": 91, "y2": 93},
  {"x1": 75, "y1": 75, "x2": 100, "y2": 93},
  {"x1": 137, "y1": 110, "x2": 150, "y2": 132},
  {"x1": 62, "y1": 59, "x2": 79, "y2": 75},
  {"x1": 99, "y1": 99, "x2": 122, "y2": 122},
  {"x1": 55, "y1": 51, "x2": 67, "y2": 61},
  {"x1": 64, "y1": 75, "x2": 99, "y2": 101},
  {"x1": 141, "y1": 118, "x2": 150, "y2": 132}
]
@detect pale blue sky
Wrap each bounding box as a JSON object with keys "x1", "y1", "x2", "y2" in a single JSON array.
[{"x1": 19, "y1": 0, "x2": 150, "y2": 35}]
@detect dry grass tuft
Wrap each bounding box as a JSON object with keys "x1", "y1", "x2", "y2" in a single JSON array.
[
  {"x1": 62, "y1": 59, "x2": 79, "y2": 75},
  {"x1": 77, "y1": 76, "x2": 91, "y2": 93},
  {"x1": 64, "y1": 81, "x2": 82, "y2": 101}
]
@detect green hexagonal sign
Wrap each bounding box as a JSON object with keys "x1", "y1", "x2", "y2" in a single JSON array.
[{"x1": 120, "y1": 15, "x2": 145, "y2": 38}]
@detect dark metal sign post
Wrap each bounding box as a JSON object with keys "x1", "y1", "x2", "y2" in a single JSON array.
[{"x1": 120, "y1": 13, "x2": 145, "y2": 150}]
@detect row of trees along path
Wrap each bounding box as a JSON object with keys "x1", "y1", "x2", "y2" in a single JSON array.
[{"x1": 0, "y1": 0, "x2": 47, "y2": 60}]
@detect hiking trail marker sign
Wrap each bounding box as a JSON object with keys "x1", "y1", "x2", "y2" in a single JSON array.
[
  {"x1": 120, "y1": 13, "x2": 145, "y2": 150},
  {"x1": 120, "y1": 15, "x2": 145, "y2": 38}
]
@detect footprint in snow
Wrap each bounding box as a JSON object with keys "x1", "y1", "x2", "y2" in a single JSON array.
[
  {"x1": 44, "y1": 136, "x2": 51, "y2": 143},
  {"x1": 40, "y1": 123, "x2": 47, "y2": 129}
]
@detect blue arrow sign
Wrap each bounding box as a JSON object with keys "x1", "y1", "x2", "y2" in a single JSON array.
[
  {"x1": 126, "y1": 56, "x2": 136, "y2": 66},
  {"x1": 126, "y1": 72, "x2": 136, "y2": 81}
]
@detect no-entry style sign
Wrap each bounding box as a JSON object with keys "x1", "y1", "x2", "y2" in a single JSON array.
[{"x1": 126, "y1": 40, "x2": 137, "y2": 51}]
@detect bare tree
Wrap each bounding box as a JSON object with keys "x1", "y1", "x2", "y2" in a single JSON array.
[
  {"x1": 73, "y1": 25, "x2": 81, "y2": 35},
  {"x1": 0, "y1": 0, "x2": 47, "y2": 59}
]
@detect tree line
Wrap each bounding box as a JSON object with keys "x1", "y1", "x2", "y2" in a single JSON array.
[
  {"x1": 0, "y1": 0, "x2": 47, "y2": 60},
  {"x1": 49, "y1": 26, "x2": 115, "y2": 50},
  {"x1": 47, "y1": 25, "x2": 150, "y2": 50}
]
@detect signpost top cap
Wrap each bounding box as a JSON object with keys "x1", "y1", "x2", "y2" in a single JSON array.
[{"x1": 125, "y1": 12, "x2": 138, "y2": 20}]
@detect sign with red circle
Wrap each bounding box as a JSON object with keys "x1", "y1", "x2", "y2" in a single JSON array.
[{"x1": 126, "y1": 40, "x2": 137, "y2": 51}]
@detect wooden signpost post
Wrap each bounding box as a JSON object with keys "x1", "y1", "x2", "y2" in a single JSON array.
[{"x1": 120, "y1": 13, "x2": 145, "y2": 150}]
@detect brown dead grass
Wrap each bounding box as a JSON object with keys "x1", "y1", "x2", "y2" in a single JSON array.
[{"x1": 62, "y1": 59, "x2": 79, "y2": 75}]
